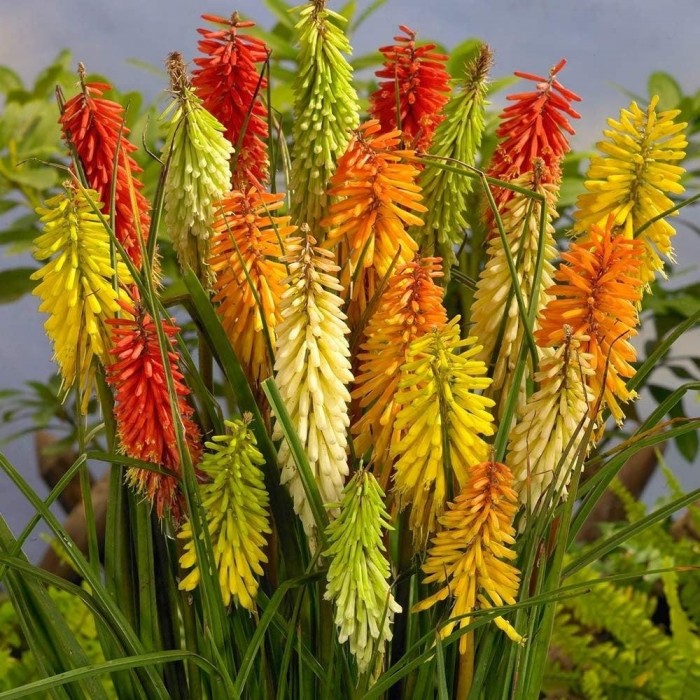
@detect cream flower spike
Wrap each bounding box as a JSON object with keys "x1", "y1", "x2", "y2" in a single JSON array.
[{"x1": 272, "y1": 231, "x2": 353, "y2": 543}]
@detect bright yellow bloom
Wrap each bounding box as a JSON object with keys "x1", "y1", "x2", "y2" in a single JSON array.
[
  {"x1": 537, "y1": 217, "x2": 645, "y2": 424},
  {"x1": 574, "y1": 96, "x2": 687, "y2": 284},
  {"x1": 272, "y1": 236, "x2": 353, "y2": 542},
  {"x1": 352, "y1": 257, "x2": 447, "y2": 487},
  {"x1": 161, "y1": 52, "x2": 232, "y2": 285},
  {"x1": 31, "y1": 183, "x2": 126, "y2": 412},
  {"x1": 324, "y1": 470, "x2": 401, "y2": 674},
  {"x1": 209, "y1": 188, "x2": 295, "y2": 384},
  {"x1": 470, "y1": 168, "x2": 558, "y2": 416},
  {"x1": 391, "y1": 318, "x2": 495, "y2": 545},
  {"x1": 323, "y1": 120, "x2": 424, "y2": 325},
  {"x1": 178, "y1": 417, "x2": 270, "y2": 611},
  {"x1": 414, "y1": 461, "x2": 523, "y2": 653},
  {"x1": 507, "y1": 332, "x2": 594, "y2": 511}
]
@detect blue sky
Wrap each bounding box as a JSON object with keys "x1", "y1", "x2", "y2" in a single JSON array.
[{"x1": 1, "y1": 0, "x2": 699, "y2": 559}]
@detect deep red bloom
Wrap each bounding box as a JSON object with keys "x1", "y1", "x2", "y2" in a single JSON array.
[
  {"x1": 487, "y1": 59, "x2": 581, "y2": 229},
  {"x1": 192, "y1": 13, "x2": 270, "y2": 190},
  {"x1": 370, "y1": 25, "x2": 451, "y2": 152},
  {"x1": 106, "y1": 288, "x2": 201, "y2": 521},
  {"x1": 60, "y1": 78, "x2": 150, "y2": 268}
]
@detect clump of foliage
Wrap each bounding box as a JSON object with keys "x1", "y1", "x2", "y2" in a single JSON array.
[{"x1": 0, "y1": 1, "x2": 699, "y2": 699}]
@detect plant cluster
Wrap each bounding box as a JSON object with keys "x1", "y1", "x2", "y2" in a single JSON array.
[{"x1": 0, "y1": 1, "x2": 699, "y2": 699}]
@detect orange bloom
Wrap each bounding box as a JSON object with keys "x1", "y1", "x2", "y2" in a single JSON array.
[
  {"x1": 370, "y1": 25, "x2": 451, "y2": 152},
  {"x1": 209, "y1": 188, "x2": 295, "y2": 384},
  {"x1": 106, "y1": 288, "x2": 201, "y2": 521},
  {"x1": 486, "y1": 60, "x2": 580, "y2": 230},
  {"x1": 323, "y1": 120, "x2": 424, "y2": 325},
  {"x1": 60, "y1": 74, "x2": 150, "y2": 268},
  {"x1": 192, "y1": 13, "x2": 270, "y2": 190},
  {"x1": 536, "y1": 216, "x2": 645, "y2": 423},
  {"x1": 352, "y1": 257, "x2": 447, "y2": 486}
]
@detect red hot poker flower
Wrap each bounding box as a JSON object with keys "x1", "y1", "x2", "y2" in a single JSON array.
[
  {"x1": 536, "y1": 216, "x2": 645, "y2": 424},
  {"x1": 487, "y1": 59, "x2": 580, "y2": 228},
  {"x1": 107, "y1": 288, "x2": 202, "y2": 521},
  {"x1": 60, "y1": 74, "x2": 151, "y2": 268},
  {"x1": 193, "y1": 13, "x2": 270, "y2": 190},
  {"x1": 370, "y1": 25, "x2": 451, "y2": 152}
]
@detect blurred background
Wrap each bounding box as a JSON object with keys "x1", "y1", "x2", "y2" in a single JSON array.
[{"x1": 1, "y1": 0, "x2": 698, "y2": 562}]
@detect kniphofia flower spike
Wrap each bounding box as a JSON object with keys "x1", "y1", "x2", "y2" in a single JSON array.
[
  {"x1": 370, "y1": 25, "x2": 451, "y2": 152},
  {"x1": 193, "y1": 13, "x2": 270, "y2": 190},
  {"x1": 60, "y1": 68, "x2": 151, "y2": 268}
]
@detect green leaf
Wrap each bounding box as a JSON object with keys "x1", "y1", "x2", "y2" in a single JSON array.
[
  {"x1": 648, "y1": 71, "x2": 682, "y2": 110},
  {"x1": 0, "y1": 66, "x2": 22, "y2": 94},
  {"x1": 0, "y1": 199, "x2": 17, "y2": 215},
  {"x1": 0, "y1": 268, "x2": 37, "y2": 304},
  {"x1": 263, "y1": 0, "x2": 296, "y2": 29},
  {"x1": 676, "y1": 428, "x2": 699, "y2": 462},
  {"x1": 565, "y1": 484, "x2": 700, "y2": 578},
  {"x1": 0, "y1": 651, "x2": 220, "y2": 700}
]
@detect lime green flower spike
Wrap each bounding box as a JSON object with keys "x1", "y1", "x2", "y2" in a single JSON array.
[
  {"x1": 290, "y1": 0, "x2": 359, "y2": 235},
  {"x1": 414, "y1": 44, "x2": 492, "y2": 270},
  {"x1": 178, "y1": 416, "x2": 271, "y2": 611},
  {"x1": 324, "y1": 470, "x2": 401, "y2": 675},
  {"x1": 161, "y1": 52, "x2": 232, "y2": 286}
]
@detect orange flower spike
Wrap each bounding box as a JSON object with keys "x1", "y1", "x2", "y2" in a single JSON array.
[
  {"x1": 370, "y1": 25, "x2": 451, "y2": 151},
  {"x1": 536, "y1": 216, "x2": 645, "y2": 423},
  {"x1": 60, "y1": 70, "x2": 151, "y2": 267},
  {"x1": 323, "y1": 120, "x2": 424, "y2": 323},
  {"x1": 352, "y1": 257, "x2": 447, "y2": 485},
  {"x1": 193, "y1": 13, "x2": 270, "y2": 189},
  {"x1": 106, "y1": 288, "x2": 201, "y2": 521},
  {"x1": 209, "y1": 188, "x2": 295, "y2": 384}
]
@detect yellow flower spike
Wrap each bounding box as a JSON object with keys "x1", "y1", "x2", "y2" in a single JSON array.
[
  {"x1": 470, "y1": 167, "x2": 559, "y2": 417},
  {"x1": 31, "y1": 183, "x2": 127, "y2": 413},
  {"x1": 507, "y1": 331, "x2": 594, "y2": 512},
  {"x1": 413, "y1": 460, "x2": 523, "y2": 653},
  {"x1": 272, "y1": 235, "x2": 353, "y2": 544},
  {"x1": 178, "y1": 417, "x2": 270, "y2": 611},
  {"x1": 391, "y1": 318, "x2": 495, "y2": 545},
  {"x1": 574, "y1": 96, "x2": 687, "y2": 284}
]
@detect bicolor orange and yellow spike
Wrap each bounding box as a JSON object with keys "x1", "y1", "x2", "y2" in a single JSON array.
[
  {"x1": 352, "y1": 257, "x2": 447, "y2": 486},
  {"x1": 209, "y1": 188, "x2": 295, "y2": 385},
  {"x1": 391, "y1": 319, "x2": 495, "y2": 544},
  {"x1": 414, "y1": 460, "x2": 523, "y2": 652},
  {"x1": 323, "y1": 120, "x2": 424, "y2": 325},
  {"x1": 537, "y1": 216, "x2": 645, "y2": 424}
]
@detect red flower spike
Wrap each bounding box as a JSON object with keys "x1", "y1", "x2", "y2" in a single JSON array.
[
  {"x1": 192, "y1": 13, "x2": 270, "y2": 190},
  {"x1": 60, "y1": 75, "x2": 151, "y2": 268},
  {"x1": 370, "y1": 25, "x2": 451, "y2": 152},
  {"x1": 106, "y1": 288, "x2": 201, "y2": 521},
  {"x1": 486, "y1": 59, "x2": 581, "y2": 230}
]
